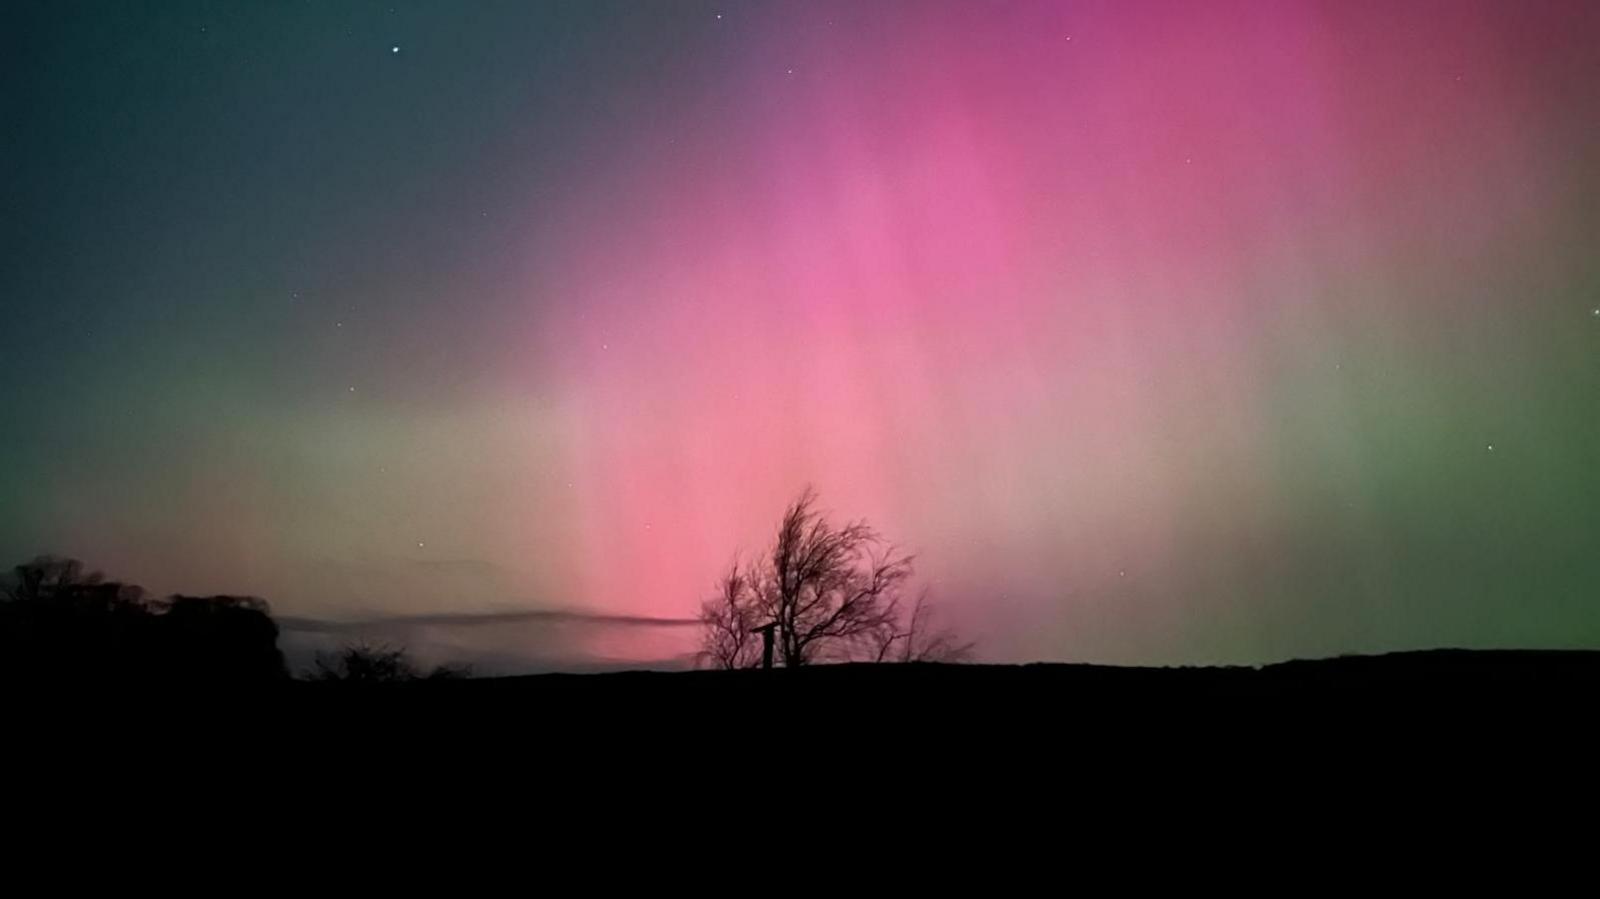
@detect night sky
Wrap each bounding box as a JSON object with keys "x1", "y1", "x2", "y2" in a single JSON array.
[{"x1": 5, "y1": 1, "x2": 1599, "y2": 673}]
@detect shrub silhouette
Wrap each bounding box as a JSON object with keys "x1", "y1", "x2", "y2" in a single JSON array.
[{"x1": 310, "y1": 642, "x2": 470, "y2": 683}]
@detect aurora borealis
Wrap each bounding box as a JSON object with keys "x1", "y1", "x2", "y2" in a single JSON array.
[{"x1": 5, "y1": 1, "x2": 1599, "y2": 672}]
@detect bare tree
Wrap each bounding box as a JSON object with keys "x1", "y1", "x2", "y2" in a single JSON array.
[
  {"x1": 697, "y1": 559, "x2": 761, "y2": 670},
  {"x1": 870, "y1": 590, "x2": 976, "y2": 663},
  {"x1": 697, "y1": 487, "x2": 970, "y2": 668},
  {"x1": 763, "y1": 487, "x2": 909, "y2": 666}
]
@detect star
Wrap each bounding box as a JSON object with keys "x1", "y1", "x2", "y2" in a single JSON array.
[
  {"x1": 1486, "y1": 443, "x2": 1495, "y2": 452},
  {"x1": 417, "y1": 541, "x2": 426, "y2": 548},
  {"x1": 1591, "y1": 307, "x2": 1599, "y2": 317},
  {"x1": 391, "y1": 46, "x2": 401, "y2": 54},
  {"x1": 335, "y1": 321, "x2": 343, "y2": 328},
  {"x1": 716, "y1": 13, "x2": 722, "y2": 20},
  {"x1": 348, "y1": 386, "x2": 356, "y2": 393}
]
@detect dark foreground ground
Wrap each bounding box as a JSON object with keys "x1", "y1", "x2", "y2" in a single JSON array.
[
  {"x1": 460, "y1": 647, "x2": 1600, "y2": 697},
  {"x1": 13, "y1": 649, "x2": 1598, "y2": 815},
  {"x1": 279, "y1": 647, "x2": 1585, "y2": 720},
  {"x1": 193, "y1": 648, "x2": 1600, "y2": 735},
  {"x1": 308, "y1": 650, "x2": 1596, "y2": 796},
  {"x1": 26, "y1": 647, "x2": 1600, "y2": 709},
  {"x1": 290, "y1": 647, "x2": 1600, "y2": 703}
]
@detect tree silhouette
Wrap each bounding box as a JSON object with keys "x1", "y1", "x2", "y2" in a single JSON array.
[
  {"x1": 869, "y1": 590, "x2": 975, "y2": 663},
  {"x1": 155, "y1": 594, "x2": 288, "y2": 681},
  {"x1": 697, "y1": 488, "x2": 972, "y2": 668},
  {"x1": 4, "y1": 555, "x2": 145, "y2": 609},
  {"x1": 696, "y1": 561, "x2": 762, "y2": 670}
]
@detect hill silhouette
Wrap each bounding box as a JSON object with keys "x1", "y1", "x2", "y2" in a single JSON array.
[{"x1": 282, "y1": 648, "x2": 1600, "y2": 711}]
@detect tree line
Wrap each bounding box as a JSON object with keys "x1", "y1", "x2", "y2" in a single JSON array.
[
  {"x1": 0, "y1": 555, "x2": 287, "y2": 683},
  {"x1": 0, "y1": 555, "x2": 461, "y2": 683}
]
